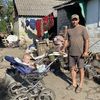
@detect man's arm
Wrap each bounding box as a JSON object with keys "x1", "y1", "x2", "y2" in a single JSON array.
[
  {"x1": 61, "y1": 39, "x2": 69, "y2": 52},
  {"x1": 82, "y1": 27, "x2": 89, "y2": 57},
  {"x1": 83, "y1": 38, "x2": 89, "y2": 57},
  {"x1": 84, "y1": 39, "x2": 89, "y2": 52}
]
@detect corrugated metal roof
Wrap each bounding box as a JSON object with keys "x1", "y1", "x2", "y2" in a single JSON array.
[{"x1": 14, "y1": 0, "x2": 66, "y2": 16}]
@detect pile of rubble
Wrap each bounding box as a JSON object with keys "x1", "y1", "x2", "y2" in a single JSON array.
[{"x1": 84, "y1": 52, "x2": 100, "y2": 84}]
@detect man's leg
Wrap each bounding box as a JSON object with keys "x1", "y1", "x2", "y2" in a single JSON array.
[
  {"x1": 69, "y1": 56, "x2": 77, "y2": 87},
  {"x1": 75, "y1": 57, "x2": 84, "y2": 93},
  {"x1": 79, "y1": 67, "x2": 84, "y2": 88},
  {"x1": 71, "y1": 66, "x2": 77, "y2": 87}
]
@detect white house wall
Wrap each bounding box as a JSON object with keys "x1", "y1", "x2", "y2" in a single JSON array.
[
  {"x1": 86, "y1": 0, "x2": 100, "y2": 53},
  {"x1": 13, "y1": 20, "x2": 19, "y2": 36}
]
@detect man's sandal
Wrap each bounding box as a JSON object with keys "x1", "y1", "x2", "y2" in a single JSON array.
[
  {"x1": 75, "y1": 87, "x2": 82, "y2": 93},
  {"x1": 66, "y1": 85, "x2": 77, "y2": 91}
]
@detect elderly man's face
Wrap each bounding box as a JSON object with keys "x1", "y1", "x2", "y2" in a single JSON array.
[{"x1": 71, "y1": 18, "x2": 79, "y2": 27}]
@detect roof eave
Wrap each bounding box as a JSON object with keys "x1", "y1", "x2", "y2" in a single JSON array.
[
  {"x1": 53, "y1": 0, "x2": 75, "y2": 10},
  {"x1": 18, "y1": 15, "x2": 44, "y2": 17}
]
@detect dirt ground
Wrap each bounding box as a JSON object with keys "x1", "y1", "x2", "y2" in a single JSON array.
[{"x1": 0, "y1": 48, "x2": 100, "y2": 100}]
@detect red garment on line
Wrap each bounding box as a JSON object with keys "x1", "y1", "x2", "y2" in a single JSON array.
[
  {"x1": 36, "y1": 13, "x2": 54, "y2": 38},
  {"x1": 48, "y1": 13, "x2": 54, "y2": 29},
  {"x1": 42, "y1": 13, "x2": 54, "y2": 31},
  {"x1": 36, "y1": 19, "x2": 43, "y2": 37},
  {"x1": 43, "y1": 16, "x2": 49, "y2": 31}
]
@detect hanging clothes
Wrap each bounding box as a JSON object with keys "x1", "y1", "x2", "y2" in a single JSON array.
[
  {"x1": 36, "y1": 19, "x2": 43, "y2": 37},
  {"x1": 30, "y1": 19, "x2": 36, "y2": 30},
  {"x1": 42, "y1": 16, "x2": 49, "y2": 31},
  {"x1": 25, "y1": 19, "x2": 30, "y2": 27},
  {"x1": 36, "y1": 12, "x2": 54, "y2": 38},
  {"x1": 42, "y1": 12, "x2": 54, "y2": 31},
  {"x1": 48, "y1": 13, "x2": 54, "y2": 29}
]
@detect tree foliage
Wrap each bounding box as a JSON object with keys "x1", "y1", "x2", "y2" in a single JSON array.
[{"x1": 0, "y1": 0, "x2": 14, "y2": 32}]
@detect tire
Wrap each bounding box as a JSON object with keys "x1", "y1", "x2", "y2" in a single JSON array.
[
  {"x1": 8, "y1": 82, "x2": 21, "y2": 96},
  {"x1": 38, "y1": 88, "x2": 56, "y2": 100},
  {"x1": 8, "y1": 82, "x2": 27, "y2": 97},
  {"x1": 11, "y1": 93, "x2": 30, "y2": 100}
]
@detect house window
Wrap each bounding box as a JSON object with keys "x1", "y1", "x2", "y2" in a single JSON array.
[{"x1": 97, "y1": 0, "x2": 100, "y2": 27}]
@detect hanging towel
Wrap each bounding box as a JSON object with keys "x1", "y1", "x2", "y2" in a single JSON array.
[
  {"x1": 36, "y1": 19, "x2": 43, "y2": 37},
  {"x1": 30, "y1": 19, "x2": 36, "y2": 30}
]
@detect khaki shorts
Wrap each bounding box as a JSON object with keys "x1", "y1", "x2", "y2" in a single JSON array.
[{"x1": 69, "y1": 55, "x2": 84, "y2": 68}]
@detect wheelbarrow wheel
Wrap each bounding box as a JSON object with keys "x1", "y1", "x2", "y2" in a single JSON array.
[{"x1": 38, "y1": 88, "x2": 56, "y2": 100}]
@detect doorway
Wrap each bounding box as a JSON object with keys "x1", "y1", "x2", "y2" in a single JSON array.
[{"x1": 65, "y1": 2, "x2": 86, "y2": 26}]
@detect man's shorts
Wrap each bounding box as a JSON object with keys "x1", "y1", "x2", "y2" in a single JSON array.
[{"x1": 69, "y1": 55, "x2": 84, "y2": 69}]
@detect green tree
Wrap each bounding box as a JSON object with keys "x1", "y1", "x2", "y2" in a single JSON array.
[
  {"x1": 0, "y1": 0, "x2": 5, "y2": 32},
  {"x1": 6, "y1": 0, "x2": 14, "y2": 23},
  {"x1": 0, "y1": 0, "x2": 14, "y2": 33}
]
